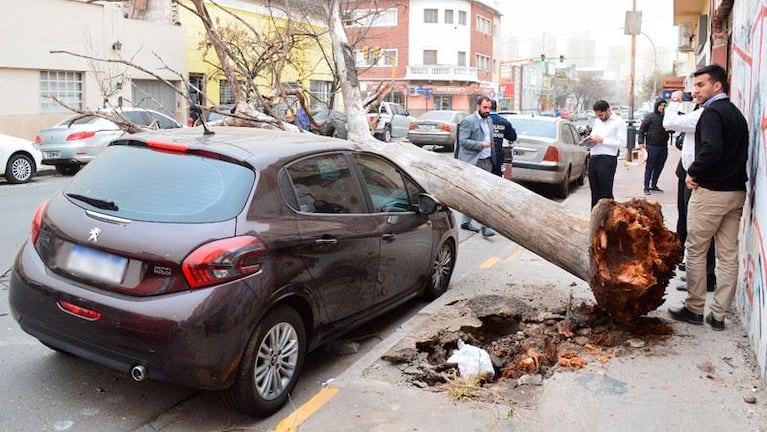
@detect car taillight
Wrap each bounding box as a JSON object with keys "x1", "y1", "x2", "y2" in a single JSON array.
[
  {"x1": 441, "y1": 124, "x2": 451, "y2": 132},
  {"x1": 543, "y1": 146, "x2": 560, "y2": 162},
  {"x1": 182, "y1": 235, "x2": 267, "y2": 289},
  {"x1": 66, "y1": 131, "x2": 96, "y2": 141},
  {"x1": 34, "y1": 135, "x2": 42, "y2": 144},
  {"x1": 31, "y1": 199, "x2": 49, "y2": 244},
  {"x1": 408, "y1": 123, "x2": 415, "y2": 130},
  {"x1": 146, "y1": 139, "x2": 189, "y2": 153}
]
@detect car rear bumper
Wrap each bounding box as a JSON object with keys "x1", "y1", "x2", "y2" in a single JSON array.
[
  {"x1": 40, "y1": 144, "x2": 95, "y2": 165},
  {"x1": 511, "y1": 161, "x2": 566, "y2": 185},
  {"x1": 9, "y1": 242, "x2": 262, "y2": 390},
  {"x1": 407, "y1": 132, "x2": 454, "y2": 146}
]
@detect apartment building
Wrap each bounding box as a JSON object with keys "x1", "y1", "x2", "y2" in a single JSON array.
[
  {"x1": 346, "y1": 0, "x2": 501, "y2": 116},
  {"x1": 0, "y1": 0, "x2": 186, "y2": 139}
]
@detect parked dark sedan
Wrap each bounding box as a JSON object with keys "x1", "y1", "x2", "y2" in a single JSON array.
[{"x1": 9, "y1": 127, "x2": 457, "y2": 416}]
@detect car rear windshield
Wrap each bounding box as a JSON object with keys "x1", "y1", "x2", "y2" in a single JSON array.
[
  {"x1": 507, "y1": 119, "x2": 557, "y2": 139},
  {"x1": 63, "y1": 145, "x2": 255, "y2": 223},
  {"x1": 420, "y1": 111, "x2": 454, "y2": 121}
]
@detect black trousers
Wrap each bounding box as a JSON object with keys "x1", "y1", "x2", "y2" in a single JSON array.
[
  {"x1": 588, "y1": 154, "x2": 617, "y2": 208},
  {"x1": 676, "y1": 160, "x2": 716, "y2": 287},
  {"x1": 644, "y1": 145, "x2": 668, "y2": 189}
]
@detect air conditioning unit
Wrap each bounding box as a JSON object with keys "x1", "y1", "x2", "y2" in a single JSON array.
[
  {"x1": 678, "y1": 22, "x2": 694, "y2": 52},
  {"x1": 408, "y1": 87, "x2": 419, "y2": 96}
]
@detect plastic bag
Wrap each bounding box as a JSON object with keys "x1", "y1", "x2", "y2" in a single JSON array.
[{"x1": 446, "y1": 340, "x2": 495, "y2": 379}]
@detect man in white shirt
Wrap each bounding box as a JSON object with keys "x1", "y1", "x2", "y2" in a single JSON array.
[
  {"x1": 663, "y1": 90, "x2": 716, "y2": 293},
  {"x1": 586, "y1": 100, "x2": 627, "y2": 208}
]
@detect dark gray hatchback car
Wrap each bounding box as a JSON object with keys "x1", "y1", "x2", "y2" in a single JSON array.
[{"x1": 9, "y1": 127, "x2": 458, "y2": 416}]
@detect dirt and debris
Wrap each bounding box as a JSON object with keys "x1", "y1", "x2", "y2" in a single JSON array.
[{"x1": 379, "y1": 293, "x2": 672, "y2": 403}]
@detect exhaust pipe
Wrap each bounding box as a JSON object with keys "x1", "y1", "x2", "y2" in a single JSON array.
[{"x1": 130, "y1": 365, "x2": 147, "y2": 382}]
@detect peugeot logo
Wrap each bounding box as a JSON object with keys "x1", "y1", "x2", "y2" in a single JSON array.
[{"x1": 88, "y1": 227, "x2": 101, "y2": 243}]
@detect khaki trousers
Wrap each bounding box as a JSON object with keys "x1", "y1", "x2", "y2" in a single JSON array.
[{"x1": 684, "y1": 187, "x2": 745, "y2": 320}]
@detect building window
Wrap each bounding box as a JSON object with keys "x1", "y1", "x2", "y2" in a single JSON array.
[
  {"x1": 477, "y1": 15, "x2": 491, "y2": 35},
  {"x1": 444, "y1": 9, "x2": 454, "y2": 24},
  {"x1": 476, "y1": 54, "x2": 490, "y2": 72},
  {"x1": 219, "y1": 80, "x2": 238, "y2": 104},
  {"x1": 434, "y1": 95, "x2": 452, "y2": 110},
  {"x1": 424, "y1": 8, "x2": 438, "y2": 23},
  {"x1": 310, "y1": 80, "x2": 333, "y2": 111},
  {"x1": 457, "y1": 51, "x2": 466, "y2": 66},
  {"x1": 40, "y1": 70, "x2": 83, "y2": 113},
  {"x1": 423, "y1": 50, "x2": 438, "y2": 65},
  {"x1": 458, "y1": 11, "x2": 467, "y2": 25},
  {"x1": 343, "y1": 8, "x2": 397, "y2": 27}
]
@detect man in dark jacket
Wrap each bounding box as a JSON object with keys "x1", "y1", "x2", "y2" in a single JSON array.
[
  {"x1": 668, "y1": 64, "x2": 749, "y2": 331},
  {"x1": 638, "y1": 98, "x2": 672, "y2": 194},
  {"x1": 489, "y1": 100, "x2": 517, "y2": 176}
]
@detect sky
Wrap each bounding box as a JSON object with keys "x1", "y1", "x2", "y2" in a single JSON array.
[{"x1": 494, "y1": 0, "x2": 679, "y2": 79}]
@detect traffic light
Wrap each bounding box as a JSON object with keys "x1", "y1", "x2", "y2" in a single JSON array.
[
  {"x1": 373, "y1": 46, "x2": 380, "y2": 60},
  {"x1": 362, "y1": 46, "x2": 370, "y2": 60},
  {"x1": 559, "y1": 54, "x2": 565, "y2": 63},
  {"x1": 540, "y1": 54, "x2": 547, "y2": 65}
]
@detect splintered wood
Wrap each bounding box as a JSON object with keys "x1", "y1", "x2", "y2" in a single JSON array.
[{"x1": 589, "y1": 198, "x2": 683, "y2": 322}]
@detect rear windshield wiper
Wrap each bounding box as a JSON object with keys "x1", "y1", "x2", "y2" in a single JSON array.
[{"x1": 66, "y1": 193, "x2": 119, "y2": 211}]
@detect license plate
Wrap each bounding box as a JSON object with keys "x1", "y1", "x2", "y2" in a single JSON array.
[
  {"x1": 65, "y1": 245, "x2": 128, "y2": 284},
  {"x1": 417, "y1": 125, "x2": 433, "y2": 131},
  {"x1": 44, "y1": 151, "x2": 60, "y2": 158}
]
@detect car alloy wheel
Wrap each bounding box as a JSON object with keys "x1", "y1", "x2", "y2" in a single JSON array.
[
  {"x1": 383, "y1": 126, "x2": 392, "y2": 142},
  {"x1": 224, "y1": 306, "x2": 306, "y2": 416},
  {"x1": 424, "y1": 241, "x2": 455, "y2": 300},
  {"x1": 6, "y1": 154, "x2": 34, "y2": 183}
]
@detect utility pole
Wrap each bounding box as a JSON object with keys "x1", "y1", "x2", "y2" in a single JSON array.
[{"x1": 625, "y1": 1, "x2": 641, "y2": 162}]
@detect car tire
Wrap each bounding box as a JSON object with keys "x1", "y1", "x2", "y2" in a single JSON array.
[
  {"x1": 423, "y1": 240, "x2": 456, "y2": 300},
  {"x1": 56, "y1": 165, "x2": 80, "y2": 176},
  {"x1": 223, "y1": 305, "x2": 306, "y2": 417},
  {"x1": 5, "y1": 153, "x2": 35, "y2": 184},
  {"x1": 382, "y1": 126, "x2": 392, "y2": 143},
  {"x1": 555, "y1": 167, "x2": 571, "y2": 198}
]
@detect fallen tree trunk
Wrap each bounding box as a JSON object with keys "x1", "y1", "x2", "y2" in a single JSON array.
[{"x1": 354, "y1": 142, "x2": 682, "y2": 322}]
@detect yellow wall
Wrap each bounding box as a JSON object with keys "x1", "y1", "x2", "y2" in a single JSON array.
[{"x1": 178, "y1": 1, "x2": 334, "y2": 108}]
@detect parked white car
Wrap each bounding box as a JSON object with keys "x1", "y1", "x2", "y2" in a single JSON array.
[
  {"x1": 0, "y1": 132, "x2": 43, "y2": 184},
  {"x1": 368, "y1": 101, "x2": 415, "y2": 142}
]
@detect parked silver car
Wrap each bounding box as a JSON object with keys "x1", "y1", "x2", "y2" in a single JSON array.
[
  {"x1": 498, "y1": 114, "x2": 589, "y2": 198},
  {"x1": 35, "y1": 108, "x2": 181, "y2": 175},
  {"x1": 406, "y1": 110, "x2": 469, "y2": 152}
]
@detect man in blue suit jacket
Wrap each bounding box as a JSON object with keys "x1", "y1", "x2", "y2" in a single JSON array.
[{"x1": 456, "y1": 95, "x2": 496, "y2": 237}]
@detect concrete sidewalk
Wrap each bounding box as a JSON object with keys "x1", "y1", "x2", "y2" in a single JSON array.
[{"x1": 276, "y1": 147, "x2": 767, "y2": 432}]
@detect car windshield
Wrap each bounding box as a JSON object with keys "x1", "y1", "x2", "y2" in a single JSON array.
[
  {"x1": 419, "y1": 111, "x2": 454, "y2": 121},
  {"x1": 63, "y1": 145, "x2": 255, "y2": 223},
  {"x1": 506, "y1": 118, "x2": 557, "y2": 139}
]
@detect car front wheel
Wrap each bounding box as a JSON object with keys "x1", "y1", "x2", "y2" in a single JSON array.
[
  {"x1": 224, "y1": 306, "x2": 306, "y2": 416},
  {"x1": 5, "y1": 154, "x2": 35, "y2": 184},
  {"x1": 424, "y1": 241, "x2": 456, "y2": 300},
  {"x1": 382, "y1": 126, "x2": 392, "y2": 142}
]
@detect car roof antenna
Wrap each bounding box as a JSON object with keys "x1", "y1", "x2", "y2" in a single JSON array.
[{"x1": 197, "y1": 108, "x2": 215, "y2": 136}]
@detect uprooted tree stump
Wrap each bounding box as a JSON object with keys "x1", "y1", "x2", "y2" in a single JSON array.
[{"x1": 590, "y1": 198, "x2": 683, "y2": 322}]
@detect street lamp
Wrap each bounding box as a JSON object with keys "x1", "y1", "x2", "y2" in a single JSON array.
[{"x1": 640, "y1": 32, "x2": 659, "y2": 100}]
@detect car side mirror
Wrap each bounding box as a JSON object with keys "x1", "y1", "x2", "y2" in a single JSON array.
[{"x1": 416, "y1": 193, "x2": 440, "y2": 215}]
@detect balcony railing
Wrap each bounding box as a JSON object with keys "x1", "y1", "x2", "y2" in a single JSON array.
[{"x1": 405, "y1": 65, "x2": 479, "y2": 82}]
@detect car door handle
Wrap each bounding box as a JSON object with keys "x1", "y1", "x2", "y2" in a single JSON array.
[
  {"x1": 314, "y1": 237, "x2": 338, "y2": 245},
  {"x1": 382, "y1": 233, "x2": 397, "y2": 242}
]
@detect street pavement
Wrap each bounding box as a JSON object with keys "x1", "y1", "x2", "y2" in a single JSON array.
[{"x1": 273, "y1": 147, "x2": 767, "y2": 432}]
